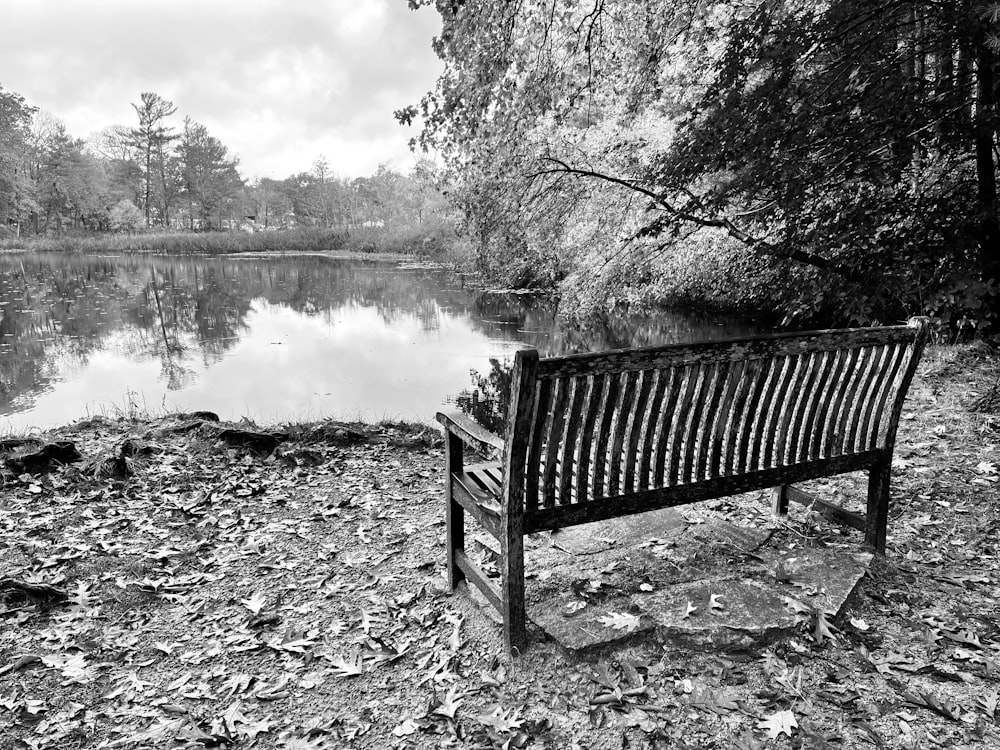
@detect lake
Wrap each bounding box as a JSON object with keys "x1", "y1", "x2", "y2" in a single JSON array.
[{"x1": 0, "y1": 253, "x2": 764, "y2": 431}]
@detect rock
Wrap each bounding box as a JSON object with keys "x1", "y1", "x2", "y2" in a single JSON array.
[
  {"x1": 530, "y1": 591, "x2": 657, "y2": 651},
  {"x1": 550, "y1": 508, "x2": 686, "y2": 555},
  {"x1": 214, "y1": 427, "x2": 286, "y2": 455},
  {"x1": 0, "y1": 578, "x2": 68, "y2": 605},
  {"x1": 524, "y1": 506, "x2": 870, "y2": 653},
  {"x1": 117, "y1": 437, "x2": 157, "y2": 458},
  {"x1": 6, "y1": 441, "x2": 82, "y2": 475},
  {"x1": 171, "y1": 410, "x2": 220, "y2": 422},
  {"x1": 306, "y1": 421, "x2": 367, "y2": 445},
  {"x1": 0, "y1": 437, "x2": 42, "y2": 453}
]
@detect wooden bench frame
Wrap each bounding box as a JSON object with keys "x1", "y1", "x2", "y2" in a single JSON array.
[{"x1": 437, "y1": 318, "x2": 930, "y2": 653}]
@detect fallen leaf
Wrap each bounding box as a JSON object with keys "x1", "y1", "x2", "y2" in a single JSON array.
[
  {"x1": 476, "y1": 705, "x2": 524, "y2": 733},
  {"x1": 433, "y1": 686, "x2": 464, "y2": 719},
  {"x1": 813, "y1": 611, "x2": 838, "y2": 644},
  {"x1": 598, "y1": 611, "x2": 643, "y2": 633},
  {"x1": 757, "y1": 709, "x2": 797, "y2": 739},
  {"x1": 391, "y1": 718, "x2": 419, "y2": 737},
  {"x1": 327, "y1": 651, "x2": 365, "y2": 678},
  {"x1": 240, "y1": 591, "x2": 267, "y2": 614}
]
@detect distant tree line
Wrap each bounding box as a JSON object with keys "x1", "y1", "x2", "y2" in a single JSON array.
[{"x1": 0, "y1": 85, "x2": 448, "y2": 239}]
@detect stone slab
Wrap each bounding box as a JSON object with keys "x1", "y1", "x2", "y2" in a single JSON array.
[
  {"x1": 549, "y1": 508, "x2": 686, "y2": 555},
  {"x1": 529, "y1": 591, "x2": 657, "y2": 651},
  {"x1": 529, "y1": 527, "x2": 872, "y2": 652}
]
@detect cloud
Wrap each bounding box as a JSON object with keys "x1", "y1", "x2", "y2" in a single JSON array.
[{"x1": 0, "y1": 0, "x2": 441, "y2": 178}]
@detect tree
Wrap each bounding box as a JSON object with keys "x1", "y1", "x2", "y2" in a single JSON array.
[
  {"x1": 177, "y1": 117, "x2": 243, "y2": 230},
  {"x1": 108, "y1": 198, "x2": 143, "y2": 233},
  {"x1": 130, "y1": 92, "x2": 177, "y2": 227},
  {"x1": 90, "y1": 125, "x2": 144, "y2": 208},
  {"x1": 25, "y1": 112, "x2": 110, "y2": 233},
  {"x1": 406, "y1": 0, "x2": 1000, "y2": 329},
  {"x1": 0, "y1": 83, "x2": 35, "y2": 234}
]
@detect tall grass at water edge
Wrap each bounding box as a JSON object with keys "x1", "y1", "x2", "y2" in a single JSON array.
[{"x1": 0, "y1": 224, "x2": 454, "y2": 257}]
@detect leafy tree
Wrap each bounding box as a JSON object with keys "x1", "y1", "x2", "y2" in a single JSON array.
[
  {"x1": 108, "y1": 198, "x2": 143, "y2": 233},
  {"x1": 90, "y1": 125, "x2": 144, "y2": 209},
  {"x1": 0, "y1": 83, "x2": 35, "y2": 234},
  {"x1": 177, "y1": 117, "x2": 243, "y2": 230},
  {"x1": 406, "y1": 0, "x2": 1000, "y2": 329}
]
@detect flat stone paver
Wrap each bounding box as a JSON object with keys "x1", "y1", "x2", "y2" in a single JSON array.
[{"x1": 524, "y1": 505, "x2": 872, "y2": 652}]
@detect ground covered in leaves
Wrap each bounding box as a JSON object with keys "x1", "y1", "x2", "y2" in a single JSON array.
[{"x1": 1, "y1": 344, "x2": 999, "y2": 749}]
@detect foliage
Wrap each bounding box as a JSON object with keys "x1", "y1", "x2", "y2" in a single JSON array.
[
  {"x1": 177, "y1": 117, "x2": 242, "y2": 230},
  {"x1": 406, "y1": 0, "x2": 1000, "y2": 332},
  {"x1": 453, "y1": 357, "x2": 513, "y2": 435},
  {"x1": 107, "y1": 199, "x2": 143, "y2": 233}
]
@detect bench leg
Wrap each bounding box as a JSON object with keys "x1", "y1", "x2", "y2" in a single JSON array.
[
  {"x1": 501, "y1": 519, "x2": 527, "y2": 655},
  {"x1": 865, "y1": 461, "x2": 890, "y2": 554},
  {"x1": 771, "y1": 485, "x2": 789, "y2": 517},
  {"x1": 445, "y1": 433, "x2": 465, "y2": 590}
]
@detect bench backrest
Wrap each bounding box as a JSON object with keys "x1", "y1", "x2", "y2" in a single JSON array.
[{"x1": 501, "y1": 319, "x2": 929, "y2": 517}]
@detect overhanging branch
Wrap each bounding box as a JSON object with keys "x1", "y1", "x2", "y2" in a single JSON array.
[{"x1": 532, "y1": 157, "x2": 867, "y2": 281}]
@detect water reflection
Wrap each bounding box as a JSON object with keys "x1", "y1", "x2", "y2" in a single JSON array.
[{"x1": 0, "y1": 253, "x2": 763, "y2": 430}]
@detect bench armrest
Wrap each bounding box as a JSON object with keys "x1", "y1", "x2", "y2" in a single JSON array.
[{"x1": 436, "y1": 411, "x2": 505, "y2": 454}]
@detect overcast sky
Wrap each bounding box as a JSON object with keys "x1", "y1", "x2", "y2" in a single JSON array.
[{"x1": 1, "y1": 0, "x2": 443, "y2": 180}]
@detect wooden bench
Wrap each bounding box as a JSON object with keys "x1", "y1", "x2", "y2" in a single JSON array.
[{"x1": 437, "y1": 318, "x2": 930, "y2": 653}]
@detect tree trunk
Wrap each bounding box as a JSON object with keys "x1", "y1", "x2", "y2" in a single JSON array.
[
  {"x1": 975, "y1": 44, "x2": 1000, "y2": 309},
  {"x1": 144, "y1": 138, "x2": 153, "y2": 227},
  {"x1": 157, "y1": 141, "x2": 170, "y2": 227}
]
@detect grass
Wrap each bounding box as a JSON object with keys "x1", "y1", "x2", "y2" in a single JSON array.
[{"x1": 0, "y1": 223, "x2": 458, "y2": 258}]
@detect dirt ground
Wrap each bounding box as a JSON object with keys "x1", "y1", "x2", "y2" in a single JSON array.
[{"x1": 0, "y1": 343, "x2": 998, "y2": 749}]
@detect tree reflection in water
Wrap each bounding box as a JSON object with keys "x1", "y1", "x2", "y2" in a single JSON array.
[{"x1": 0, "y1": 253, "x2": 762, "y2": 429}]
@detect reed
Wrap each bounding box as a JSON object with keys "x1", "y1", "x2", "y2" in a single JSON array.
[{"x1": 0, "y1": 225, "x2": 451, "y2": 256}]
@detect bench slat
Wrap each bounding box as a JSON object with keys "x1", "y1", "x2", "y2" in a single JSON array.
[
  {"x1": 746, "y1": 355, "x2": 785, "y2": 472},
  {"x1": 575, "y1": 374, "x2": 605, "y2": 504},
  {"x1": 592, "y1": 374, "x2": 621, "y2": 498},
  {"x1": 638, "y1": 369, "x2": 668, "y2": 491},
  {"x1": 651, "y1": 366, "x2": 681, "y2": 487},
  {"x1": 826, "y1": 345, "x2": 869, "y2": 457},
  {"x1": 667, "y1": 364, "x2": 700, "y2": 485},
  {"x1": 624, "y1": 370, "x2": 656, "y2": 493},
  {"x1": 524, "y1": 378, "x2": 551, "y2": 512},
  {"x1": 684, "y1": 362, "x2": 715, "y2": 483},
  {"x1": 863, "y1": 342, "x2": 906, "y2": 451},
  {"x1": 707, "y1": 359, "x2": 743, "y2": 479},
  {"x1": 845, "y1": 344, "x2": 888, "y2": 454},
  {"x1": 761, "y1": 354, "x2": 801, "y2": 469},
  {"x1": 607, "y1": 370, "x2": 638, "y2": 496},
  {"x1": 809, "y1": 347, "x2": 854, "y2": 459},
  {"x1": 719, "y1": 362, "x2": 762, "y2": 475},
  {"x1": 451, "y1": 471, "x2": 501, "y2": 540},
  {"x1": 736, "y1": 356, "x2": 776, "y2": 474},
  {"x1": 796, "y1": 348, "x2": 841, "y2": 462},
  {"x1": 700, "y1": 360, "x2": 734, "y2": 481},
  {"x1": 542, "y1": 377, "x2": 570, "y2": 508},
  {"x1": 558, "y1": 376, "x2": 588, "y2": 504},
  {"x1": 782, "y1": 350, "x2": 826, "y2": 465}
]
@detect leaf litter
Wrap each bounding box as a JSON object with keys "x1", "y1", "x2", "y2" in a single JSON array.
[{"x1": 0, "y1": 344, "x2": 999, "y2": 748}]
